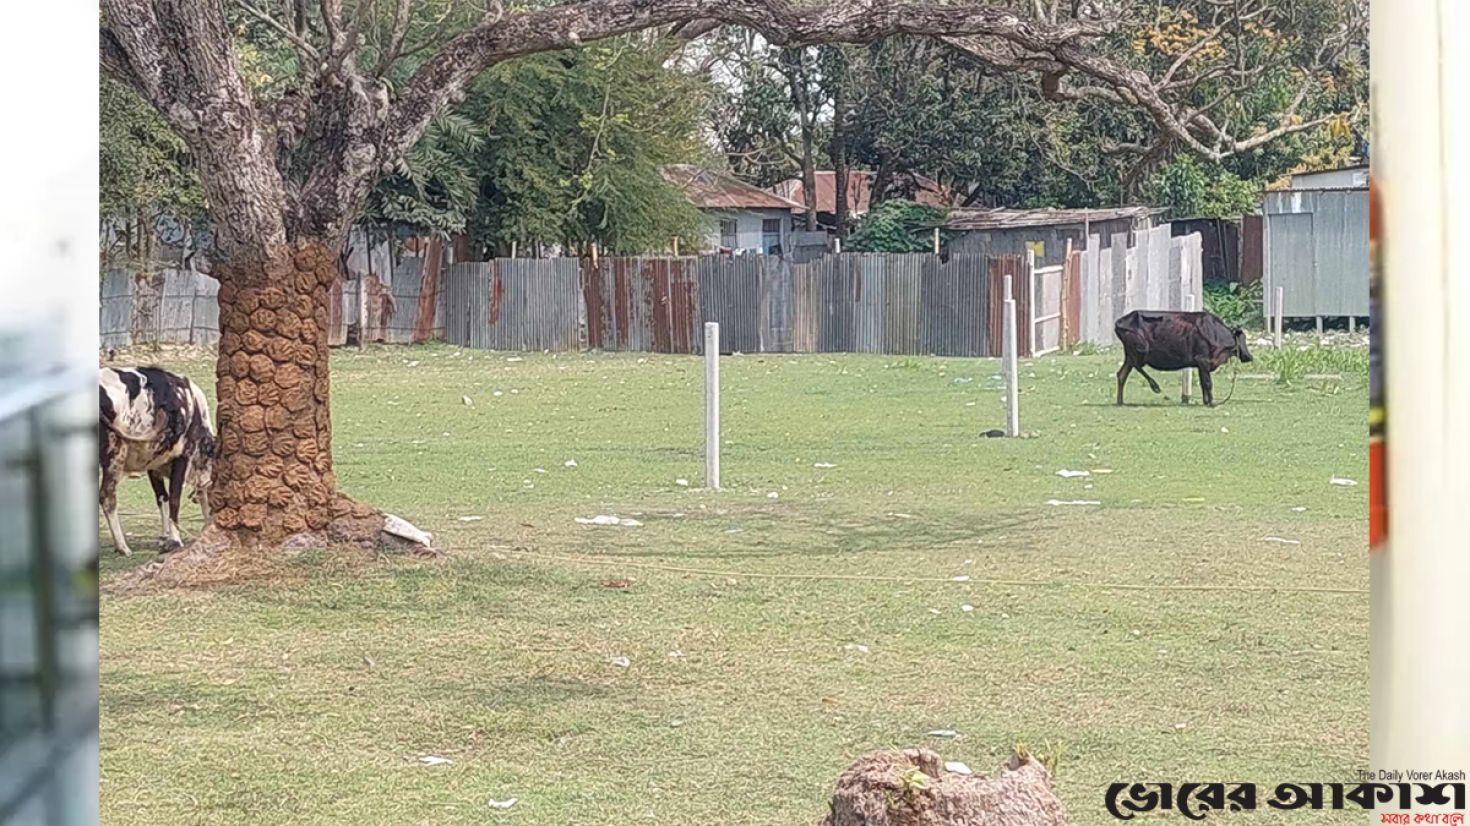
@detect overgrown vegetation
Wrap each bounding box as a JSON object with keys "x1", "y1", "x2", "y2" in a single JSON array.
[
  {"x1": 1254, "y1": 342, "x2": 1370, "y2": 385},
  {"x1": 845, "y1": 200, "x2": 948, "y2": 252},
  {"x1": 1204, "y1": 281, "x2": 1266, "y2": 329}
]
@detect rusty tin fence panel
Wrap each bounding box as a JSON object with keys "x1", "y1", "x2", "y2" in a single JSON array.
[
  {"x1": 697, "y1": 255, "x2": 760, "y2": 353},
  {"x1": 586, "y1": 257, "x2": 700, "y2": 353},
  {"x1": 443, "y1": 260, "x2": 580, "y2": 351}
]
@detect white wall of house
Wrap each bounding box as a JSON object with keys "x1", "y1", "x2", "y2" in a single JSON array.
[{"x1": 697, "y1": 208, "x2": 794, "y2": 253}]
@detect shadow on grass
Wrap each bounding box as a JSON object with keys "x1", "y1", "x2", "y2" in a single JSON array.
[{"x1": 556, "y1": 505, "x2": 1045, "y2": 563}]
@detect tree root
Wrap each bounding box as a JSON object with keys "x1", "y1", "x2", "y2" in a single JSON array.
[{"x1": 103, "y1": 497, "x2": 438, "y2": 594}]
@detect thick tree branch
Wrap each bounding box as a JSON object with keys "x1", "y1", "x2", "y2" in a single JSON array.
[
  {"x1": 101, "y1": 0, "x2": 288, "y2": 256},
  {"x1": 383, "y1": 0, "x2": 1111, "y2": 165},
  {"x1": 100, "y1": 26, "x2": 151, "y2": 99}
]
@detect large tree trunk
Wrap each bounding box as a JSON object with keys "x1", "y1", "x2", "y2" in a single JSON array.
[
  {"x1": 209, "y1": 240, "x2": 383, "y2": 546},
  {"x1": 830, "y1": 81, "x2": 851, "y2": 240},
  {"x1": 800, "y1": 141, "x2": 819, "y2": 232}
]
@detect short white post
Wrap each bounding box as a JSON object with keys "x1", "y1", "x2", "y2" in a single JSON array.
[
  {"x1": 672, "y1": 236, "x2": 680, "y2": 256},
  {"x1": 1274, "y1": 286, "x2": 1285, "y2": 348},
  {"x1": 510, "y1": 240, "x2": 518, "y2": 258},
  {"x1": 1181, "y1": 293, "x2": 1195, "y2": 404},
  {"x1": 1349, "y1": 316, "x2": 1357, "y2": 334},
  {"x1": 704, "y1": 322, "x2": 721, "y2": 490},
  {"x1": 834, "y1": 237, "x2": 842, "y2": 254},
  {"x1": 1002, "y1": 275, "x2": 1021, "y2": 437},
  {"x1": 357, "y1": 277, "x2": 368, "y2": 351},
  {"x1": 932, "y1": 227, "x2": 941, "y2": 255}
]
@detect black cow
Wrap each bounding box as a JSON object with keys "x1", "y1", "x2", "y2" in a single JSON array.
[
  {"x1": 99, "y1": 366, "x2": 216, "y2": 555},
  {"x1": 1114, "y1": 310, "x2": 1253, "y2": 407}
]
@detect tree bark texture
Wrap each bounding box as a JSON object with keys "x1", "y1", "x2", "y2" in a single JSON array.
[
  {"x1": 830, "y1": 82, "x2": 851, "y2": 239},
  {"x1": 210, "y1": 240, "x2": 384, "y2": 546}
]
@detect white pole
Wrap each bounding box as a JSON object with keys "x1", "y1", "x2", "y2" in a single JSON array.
[
  {"x1": 1374, "y1": 0, "x2": 1470, "y2": 789},
  {"x1": 705, "y1": 322, "x2": 720, "y2": 490},
  {"x1": 357, "y1": 276, "x2": 367, "y2": 351},
  {"x1": 834, "y1": 237, "x2": 842, "y2": 254},
  {"x1": 1181, "y1": 293, "x2": 1194, "y2": 404},
  {"x1": 1002, "y1": 275, "x2": 1020, "y2": 437},
  {"x1": 1274, "y1": 286, "x2": 1285, "y2": 348},
  {"x1": 932, "y1": 227, "x2": 940, "y2": 255}
]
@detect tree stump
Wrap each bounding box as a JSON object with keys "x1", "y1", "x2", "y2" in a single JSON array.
[{"x1": 819, "y1": 748, "x2": 1069, "y2": 826}]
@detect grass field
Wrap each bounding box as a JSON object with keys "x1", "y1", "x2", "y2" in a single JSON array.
[{"x1": 99, "y1": 340, "x2": 1370, "y2": 825}]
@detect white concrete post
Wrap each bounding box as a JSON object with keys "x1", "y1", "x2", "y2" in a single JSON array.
[
  {"x1": 705, "y1": 322, "x2": 720, "y2": 490},
  {"x1": 1002, "y1": 275, "x2": 1020, "y2": 437},
  {"x1": 1274, "y1": 286, "x2": 1285, "y2": 348},
  {"x1": 1181, "y1": 293, "x2": 1195, "y2": 403},
  {"x1": 932, "y1": 227, "x2": 941, "y2": 255},
  {"x1": 357, "y1": 277, "x2": 368, "y2": 351}
]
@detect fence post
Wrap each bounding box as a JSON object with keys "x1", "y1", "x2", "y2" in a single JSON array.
[
  {"x1": 1181, "y1": 293, "x2": 1194, "y2": 404},
  {"x1": 932, "y1": 227, "x2": 940, "y2": 255},
  {"x1": 357, "y1": 277, "x2": 368, "y2": 351},
  {"x1": 1002, "y1": 275, "x2": 1021, "y2": 437},
  {"x1": 672, "y1": 236, "x2": 680, "y2": 256},
  {"x1": 1274, "y1": 286, "x2": 1285, "y2": 348},
  {"x1": 705, "y1": 321, "x2": 720, "y2": 490},
  {"x1": 1025, "y1": 247, "x2": 1036, "y2": 355},
  {"x1": 1063, "y1": 238, "x2": 1074, "y2": 347}
]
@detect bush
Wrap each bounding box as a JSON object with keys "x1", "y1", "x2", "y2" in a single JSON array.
[
  {"x1": 846, "y1": 200, "x2": 948, "y2": 253},
  {"x1": 1204, "y1": 281, "x2": 1264, "y2": 329}
]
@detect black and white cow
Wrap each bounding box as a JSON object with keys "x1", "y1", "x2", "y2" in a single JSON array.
[{"x1": 99, "y1": 366, "x2": 217, "y2": 555}]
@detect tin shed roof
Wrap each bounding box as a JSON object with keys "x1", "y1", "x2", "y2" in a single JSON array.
[
  {"x1": 941, "y1": 206, "x2": 1165, "y2": 231},
  {"x1": 661, "y1": 165, "x2": 805, "y2": 211}
]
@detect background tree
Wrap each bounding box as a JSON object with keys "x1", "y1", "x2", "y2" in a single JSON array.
[
  {"x1": 99, "y1": 77, "x2": 204, "y2": 272},
  {"x1": 99, "y1": 0, "x2": 1363, "y2": 574}
]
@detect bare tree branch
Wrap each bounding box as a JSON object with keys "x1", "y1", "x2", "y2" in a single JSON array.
[
  {"x1": 320, "y1": 0, "x2": 346, "y2": 54},
  {"x1": 373, "y1": 0, "x2": 415, "y2": 76},
  {"x1": 239, "y1": 0, "x2": 322, "y2": 61}
]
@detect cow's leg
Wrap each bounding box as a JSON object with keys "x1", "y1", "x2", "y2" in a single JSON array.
[
  {"x1": 100, "y1": 436, "x2": 132, "y2": 556},
  {"x1": 1199, "y1": 365, "x2": 1216, "y2": 407},
  {"x1": 148, "y1": 470, "x2": 173, "y2": 546},
  {"x1": 162, "y1": 458, "x2": 187, "y2": 552},
  {"x1": 1116, "y1": 362, "x2": 1133, "y2": 405},
  {"x1": 1135, "y1": 366, "x2": 1162, "y2": 395}
]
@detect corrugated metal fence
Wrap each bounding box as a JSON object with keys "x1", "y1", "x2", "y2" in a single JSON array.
[
  {"x1": 1263, "y1": 188, "x2": 1369, "y2": 319},
  {"x1": 100, "y1": 269, "x2": 219, "y2": 349},
  {"x1": 571, "y1": 253, "x2": 1023, "y2": 357},
  {"x1": 442, "y1": 259, "x2": 581, "y2": 351},
  {"x1": 102, "y1": 234, "x2": 1203, "y2": 357}
]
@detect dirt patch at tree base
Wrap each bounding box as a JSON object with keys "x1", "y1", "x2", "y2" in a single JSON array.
[
  {"x1": 819, "y1": 748, "x2": 1068, "y2": 826},
  {"x1": 103, "y1": 499, "x2": 439, "y2": 594}
]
